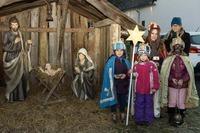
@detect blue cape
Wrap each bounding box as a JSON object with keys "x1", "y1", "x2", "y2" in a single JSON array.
[{"x1": 99, "y1": 55, "x2": 131, "y2": 109}]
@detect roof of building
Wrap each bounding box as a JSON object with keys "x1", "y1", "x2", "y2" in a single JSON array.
[
  {"x1": 108, "y1": 0, "x2": 156, "y2": 11},
  {"x1": 0, "y1": 0, "x2": 145, "y2": 30}
]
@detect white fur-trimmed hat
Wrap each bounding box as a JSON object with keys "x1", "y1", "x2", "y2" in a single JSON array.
[
  {"x1": 137, "y1": 43, "x2": 151, "y2": 56},
  {"x1": 112, "y1": 41, "x2": 126, "y2": 50},
  {"x1": 172, "y1": 37, "x2": 185, "y2": 47}
]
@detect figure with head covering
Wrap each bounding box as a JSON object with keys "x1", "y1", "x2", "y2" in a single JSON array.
[
  {"x1": 145, "y1": 22, "x2": 167, "y2": 119},
  {"x1": 164, "y1": 17, "x2": 191, "y2": 56},
  {"x1": 132, "y1": 43, "x2": 160, "y2": 125},
  {"x1": 100, "y1": 41, "x2": 131, "y2": 123},
  {"x1": 3, "y1": 16, "x2": 32, "y2": 102},
  {"x1": 72, "y1": 48, "x2": 95, "y2": 100},
  {"x1": 160, "y1": 36, "x2": 199, "y2": 127}
]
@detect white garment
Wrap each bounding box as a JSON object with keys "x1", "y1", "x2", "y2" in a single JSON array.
[{"x1": 154, "y1": 89, "x2": 161, "y2": 118}]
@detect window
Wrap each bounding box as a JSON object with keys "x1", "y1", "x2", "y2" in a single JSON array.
[{"x1": 191, "y1": 35, "x2": 200, "y2": 45}]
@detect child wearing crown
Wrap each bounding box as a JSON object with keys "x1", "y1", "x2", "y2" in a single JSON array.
[
  {"x1": 160, "y1": 36, "x2": 199, "y2": 126},
  {"x1": 133, "y1": 43, "x2": 160, "y2": 125},
  {"x1": 100, "y1": 41, "x2": 131, "y2": 124}
]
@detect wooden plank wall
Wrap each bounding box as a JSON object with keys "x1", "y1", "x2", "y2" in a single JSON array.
[
  {"x1": 0, "y1": 18, "x2": 5, "y2": 86},
  {"x1": 0, "y1": 3, "x2": 121, "y2": 89},
  {"x1": 71, "y1": 11, "x2": 88, "y2": 68},
  {"x1": 39, "y1": 6, "x2": 48, "y2": 67},
  {"x1": 0, "y1": 3, "x2": 95, "y2": 84},
  {"x1": 49, "y1": 3, "x2": 58, "y2": 66},
  {"x1": 30, "y1": 8, "x2": 39, "y2": 67}
]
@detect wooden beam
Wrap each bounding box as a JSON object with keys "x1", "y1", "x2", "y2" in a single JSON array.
[
  {"x1": 39, "y1": 6, "x2": 48, "y2": 66},
  {"x1": 0, "y1": 0, "x2": 58, "y2": 17},
  {"x1": 68, "y1": 4, "x2": 99, "y2": 21},
  {"x1": 110, "y1": 24, "x2": 121, "y2": 53},
  {"x1": 0, "y1": 0, "x2": 105, "y2": 21},
  {"x1": 0, "y1": 27, "x2": 94, "y2": 33},
  {"x1": 57, "y1": 0, "x2": 69, "y2": 63},
  {"x1": 94, "y1": 28, "x2": 101, "y2": 87},
  {"x1": 30, "y1": 8, "x2": 39, "y2": 67},
  {"x1": 0, "y1": 19, "x2": 5, "y2": 86},
  {"x1": 94, "y1": 18, "x2": 115, "y2": 28},
  {"x1": 0, "y1": 0, "x2": 24, "y2": 7},
  {"x1": 69, "y1": 0, "x2": 106, "y2": 20},
  {"x1": 63, "y1": 10, "x2": 72, "y2": 78},
  {"x1": 49, "y1": 2, "x2": 58, "y2": 65},
  {"x1": 86, "y1": 0, "x2": 145, "y2": 30}
]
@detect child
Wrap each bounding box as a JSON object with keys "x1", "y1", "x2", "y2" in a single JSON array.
[
  {"x1": 145, "y1": 22, "x2": 167, "y2": 118},
  {"x1": 133, "y1": 43, "x2": 160, "y2": 125},
  {"x1": 161, "y1": 36, "x2": 199, "y2": 126},
  {"x1": 100, "y1": 41, "x2": 130, "y2": 123},
  {"x1": 164, "y1": 17, "x2": 191, "y2": 56}
]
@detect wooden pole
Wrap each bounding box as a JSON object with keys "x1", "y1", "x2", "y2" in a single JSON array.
[
  {"x1": 49, "y1": 2, "x2": 57, "y2": 65},
  {"x1": 39, "y1": 6, "x2": 48, "y2": 66},
  {"x1": 57, "y1": 0, "x2": 69, "y2": 64},
  {"x1": 0, "y1": 27, "x2": 94, "y2": 33},
  {"x1": 31, "y1": 8, "x2": 39, "y2": 67},
  {"x1": 0, "y1": 0, "x2": 57, "y2": 17},
  {"x1": 0, "y1": 19, "x2": 4, "y2": 86},
  {"x1": 94, "y1": 28, "x2": 101, "y2": 87},
  {"x1": 126, "y1": 43, "x2": 136, "y2": 126},
  {"x1": 63, "y1": 10, "x2": 72, "y2": 78},
  {"x1": 109, "y1": 24, "x2": 121, "y2": 54}
]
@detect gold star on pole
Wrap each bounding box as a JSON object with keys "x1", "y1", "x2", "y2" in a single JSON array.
[{"x1": 126, "y1": 25, "x2": 145, "y2": 45}]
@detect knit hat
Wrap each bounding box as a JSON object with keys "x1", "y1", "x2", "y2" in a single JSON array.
[
  {"x1": 113, "y1": 41, "x2": 126, "y2": 50},
  {"x1": 137, "y1": 43, "x2": 151, "y2": 56},
  {"x1": 171, "y1": 17, "x2": 182, "y2": 26}
]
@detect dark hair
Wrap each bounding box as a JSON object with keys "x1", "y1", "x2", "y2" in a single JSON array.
[
  {"x1": 9, "y1": 16, "x2": 20, "y2": 29},
  {"x1": 113, "y1": 49, "x2": 126, "y2": 58},
  {"x1": 145, "y1": 25, "x2": 164, "y2": 52}
]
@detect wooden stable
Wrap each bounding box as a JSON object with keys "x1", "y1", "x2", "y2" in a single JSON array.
[{"x1": 0, "y1": 0, "x2": 144, "y2": 87}]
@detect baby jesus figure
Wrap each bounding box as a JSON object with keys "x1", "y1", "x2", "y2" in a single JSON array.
[{"x1": 39, "y1": 63, "x2": 61, "y2": 76}]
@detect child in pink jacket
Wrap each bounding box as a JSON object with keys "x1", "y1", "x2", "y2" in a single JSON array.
[{"x1": 134, "y1": 43, "x2": 160, "y2": 125}]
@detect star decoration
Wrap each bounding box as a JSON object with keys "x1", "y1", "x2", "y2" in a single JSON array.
[{"x1": 126, "y1": 25, "x2": 145, "y2": 45}]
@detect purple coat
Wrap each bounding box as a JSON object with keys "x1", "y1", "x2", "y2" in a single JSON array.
[{"x1": 168, "y1": 55, "x2": 190, "y2": 88}]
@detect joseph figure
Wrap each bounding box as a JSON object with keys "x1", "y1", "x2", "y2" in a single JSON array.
[{"x1": 3, "y1": 16, "x2": 32, "y2": 102}]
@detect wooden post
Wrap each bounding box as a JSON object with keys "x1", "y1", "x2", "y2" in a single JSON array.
[
  {"x1": 0, "y1": 18, "x2": 4, "y2": 86},
  {"x1": 70, "y1": 11, "x2": 87, "y2": 70},
  {"x1": 49, "y1": 2, "x2": 57, "y2": 65},
  {"x1": 109, "y1": 23, "x2": 121, "y2": 54},
  {"x1": 39, "y1": 6, "x2": 48, "y2": 66},
  {"x1": 57, "y1": 0, "x2": 69, "y2": 64},
  {"x1": 63, "y1": 10, "x2": 72, "y2": 78},
  {"x1": 31, "y1": 8, "x2": 39, "y2": 67},
  {"x1": 94, "y1": 28, "x2": 101, "y2": 87},
  {"x1": 17, "y1": 10, "x2": 31, "y2": 46}
]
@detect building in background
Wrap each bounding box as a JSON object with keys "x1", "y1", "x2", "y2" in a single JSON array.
[{"x1": 109, "y1": 0, "x2": 200, "y2": 33}]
